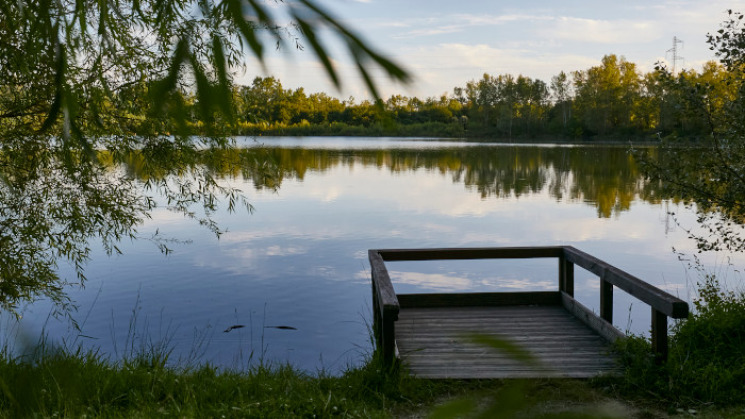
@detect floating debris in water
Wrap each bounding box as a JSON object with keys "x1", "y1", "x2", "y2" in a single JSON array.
[
  {"x1": 264, "y1": 325, "x2": 297, "y2": 330},
  {"x1": 223, "y1": 325, "x2": 246, "y2": 333}
]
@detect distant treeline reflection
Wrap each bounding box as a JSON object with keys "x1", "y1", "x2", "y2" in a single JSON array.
[{"x1": 117, "y1": 145, "x2": 666, "y2": 218}]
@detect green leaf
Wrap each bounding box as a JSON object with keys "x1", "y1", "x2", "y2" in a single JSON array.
[
  {"x1": 40, "y1": 38, "x2": 67, "y2": 133},
  {"x1": 294, "y1": 16, "x2": 340, "y2": 90},
  {"x1": 211, "y1": 35, "x2": 234, "y2": 121},
  {"x1": 466, "y1": 333, "x2": 542, "y2": 367},
  {"x1": 226, "y1": 0, "x2": 264, "y2": 61},
  {"x1": 150, "y1": 37, "x2": 189, "y2": 112}
]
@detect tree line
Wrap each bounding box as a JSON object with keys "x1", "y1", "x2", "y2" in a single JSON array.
[{"x1": 102, "y1": 53, "x2": 737, "y2": 140}]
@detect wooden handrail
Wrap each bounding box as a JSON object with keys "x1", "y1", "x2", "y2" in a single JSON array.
[
  {"x1": 368, "y1": 250, "x2": 399, "y2": 364},
  {"x1": 376, "y1": 246, "x2": 565, "y2": 261},
  {"x1": 369, "y1": 246, "x2": 690, "y2": 362},
  {"x1": 561, "y1": 246, "x2": 688, "y2": 358},
  {"x1": 562, "y1": 247, "x2": 688, "y2": 318}
]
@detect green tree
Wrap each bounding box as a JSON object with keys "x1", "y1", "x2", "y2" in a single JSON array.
[
  {"x1": 572, "y1": 54, "x2": 643, "y2": 136},
  {"x1": 550, "y1": 71, "x2": 572, "y2": 132},
  {"x1": 640, "y1": 10, "x2": 745, "y2": 252},
  {"x1": 0, "y1": 0, "x2": 408, "y2": 311}
]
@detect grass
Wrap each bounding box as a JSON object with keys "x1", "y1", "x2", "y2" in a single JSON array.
[
  {"x1": 612, "y1": 276, "x2": 745, "y2": 408},
  {"x1": 1, "y1": 338, "x2": 744, "y2": 418},
  {"x1": 2, "y1": 276, "x2": 745, "y2": 417},
  {"x1": 0, "y1": 345, "x2": 634, "y2": 418}
]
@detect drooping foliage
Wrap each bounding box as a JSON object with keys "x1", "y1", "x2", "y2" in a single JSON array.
[{"x1": 0, "y1": 0, "x2": 408, "y2": 311}]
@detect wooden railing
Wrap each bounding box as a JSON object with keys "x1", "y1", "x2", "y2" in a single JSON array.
[{"x1": 369, "y1": 246, "x2": 689, "y2": 364}]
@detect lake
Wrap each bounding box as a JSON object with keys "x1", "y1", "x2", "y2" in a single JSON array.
[{"x1": 5, "y1": 137, "x2": 743, "y2": 373}]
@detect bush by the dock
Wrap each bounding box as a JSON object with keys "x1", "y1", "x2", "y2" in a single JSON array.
[{"x1": 615, "y1": 276, "x2": 745, "y2": 406}]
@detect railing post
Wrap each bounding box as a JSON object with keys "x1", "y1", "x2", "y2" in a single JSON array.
[
  {"x1": 600, "y1": 277, "x2": 613, "y2": 324},
  {"x1": 651, "y1": 308, "x2": 668, "y2": 361},
  {"x1": 381, "y1": 313, "x2": 396, "y2": 364},
  {"x1": 559, "y1": 254, "x2": 574, "y2": 297},
  {"x1": 371, "y1": 280, "x2": 382, "y2": 347}
]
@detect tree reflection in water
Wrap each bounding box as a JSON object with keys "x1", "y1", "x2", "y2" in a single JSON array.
[{"x1": 1, "y1": 141, "x2": 666, "y2": 312}]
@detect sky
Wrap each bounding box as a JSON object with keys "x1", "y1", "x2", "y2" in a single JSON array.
[{"x1": 236, "y1": 0, "x2": 744, "y2": 100}]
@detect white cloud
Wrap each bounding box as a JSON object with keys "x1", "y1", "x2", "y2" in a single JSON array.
[
  {"x1": 400, "y1": 43, "x2": 599, "y2": 97},
  {"x1": 387, "y1": 271, "x2": 474, "y2": 291},
  {"x1": 387, "y1": 13, "x2": 555, "y2": 39},
  {"x1": 265, "y1": 245, "x2": 307, "y2": 256},
  {"x1": 545, "y1": 17, "x2": 663, "y2": 44}
]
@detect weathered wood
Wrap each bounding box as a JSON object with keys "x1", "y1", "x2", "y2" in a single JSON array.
[
  {"x1": 396, "y1": 305, "x2": 618, "y2": 379},
  {"x1": 561, "y1": 292, "x2": 625, "y2": 343},
  {"x1": 563, "y1": 247, "x2": 688, "y2": 319},
  {"x1": 397, "y1": 291, "x2": 561, "y2": 308},
  {"x1": 651, "y1": 308, "x2": 668, "y2": 361},
  {"x1": 398, "y1": 339, "x2": 611, "y2": 350},
  {"x1": 399, "y1": 336, "x2": 610, "y2": 348},
  {"x1": 600, "y1": 278, "x2": 613, "y2": 323},
  {"x1": 368, "y1": 245, "x2": 689, "y2": 374},
  {"x1": 368, "y1": 250, "x2": 399, "y2": 364},
  {"x1": 559, "y1": 255, "x2": 575, "y2": 297},
  {"x1": 369, "y1": 250, "x2": 399, "y2": 316},
  {"x1": 376, "y1": 246, "x2": 565, "y2": 261},
  {"x1": 394, "y1": 305, "x2": 570, "y2": 320}
]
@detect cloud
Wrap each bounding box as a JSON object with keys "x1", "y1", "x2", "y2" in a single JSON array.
[
  {"x1": 390, "y1": 13, "x2": 554, "y2": 39},
  {"x1": 386, "y1": 270, "x2": 556, "y2": 292},
  {"x1": 387, "y1": 271, "x2": 474, "y2": 291},
  {"x1": 400, "y1": 43, "x2": 599, "y2": 97},
  {"x1": 265, "y1": 245, "x2": 307, "y2": 256},
  {"x1": 544, "y1": 17, "x2": 663, "y2": 44}
]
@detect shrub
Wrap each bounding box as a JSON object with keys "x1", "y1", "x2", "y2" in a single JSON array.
[{"x1": 616, "y1": 276, "x2": 745, "y2": 405}]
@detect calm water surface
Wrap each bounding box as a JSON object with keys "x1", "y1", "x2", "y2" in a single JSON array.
[{"x1": 7, "y1": 137, "x2": 744, "y2": 373}]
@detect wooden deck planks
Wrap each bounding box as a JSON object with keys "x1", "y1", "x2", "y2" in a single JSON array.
[{"x1": 395, "y1": 305, "x2": 619, "y2": 379}]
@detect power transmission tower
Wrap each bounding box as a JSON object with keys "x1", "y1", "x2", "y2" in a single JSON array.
[{"x1": 667, "y1": 36, "x2": 684, "y2": 74}]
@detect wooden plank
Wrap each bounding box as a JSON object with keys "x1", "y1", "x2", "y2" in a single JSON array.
[
  {"x1": 375, "y1": 246, "x2": 565, "y2": 261},
  {"x1": 400, "y1": 365, "x2": 618, "y2": 380},
  {"x1": 395, "y1": 312, "x2": 571, "y2": 322},
  {"x1": 396, "y1": 324, "x2": 587, "y2": 333},
  {"x1": 561, "y1": 292, "x2": 625, "y2": 342},
  {"x1": 403, "y1": 358, "x2": 617, "y2": 368},
  {"x1": 396, "y1": 305, "x2": 569, "y2": 317},
  {"x1": 397, "y1": 334, "x2": 611, "y2": 343},
  {"x1": 563, "y1": 247, "x2": 688, "y2": 318},
  {"x1": 397, "y1": 291, "x2": 561, "y2": 308},
  {"x1": 395, "y1": 305, "x2": 618, "y2": 379},
  {"x1": 408, "y1": 370, "x2": 618, "y2": 379},
  {"x1": 398, "y1": 345, "x2": 614, "y2": 355}
]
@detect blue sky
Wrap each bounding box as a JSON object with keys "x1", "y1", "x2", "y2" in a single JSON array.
[{"x1": 237, "y1": 0, "x2": 743, "y2": 100}]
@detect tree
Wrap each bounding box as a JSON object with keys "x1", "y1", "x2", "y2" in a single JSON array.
[
  {"x1": 551, "y1": 71, "x2": 572, "y2": 130},
  {"x1": 640, "y1": 10, "x2": 745, "y2": 253},
  {"x1": 572, "y1": 54, "x2": 643, "y2": 136},
  {"x1": 0, "y1": 0, "x2": 409, "y2": 312}
]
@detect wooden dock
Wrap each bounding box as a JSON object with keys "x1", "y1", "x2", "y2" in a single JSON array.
[{"x1": 369, "y1": 247, "x2": 689, "y2": 379}]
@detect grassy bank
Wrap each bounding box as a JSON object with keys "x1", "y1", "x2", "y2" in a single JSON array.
[
  {"x1": 2, "y1": 277, "x2": 744, "y2": 417},
  {"x1": 0, "y1": 347, "x2": 655, "y2": 418},
  {"x1": 1, "y1": 344, "x2": 743, "y2": 418}
]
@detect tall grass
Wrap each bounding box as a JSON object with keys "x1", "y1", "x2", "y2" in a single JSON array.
[
  {"x1": 4, "y1": 275, "x2": 745, "y2": 417},
  {"x1": 615, "y1": 275, "x2": 745, "y2": 406},
  {"x1": 0, "y1": 338, "x2": 413, "y2": 418}
]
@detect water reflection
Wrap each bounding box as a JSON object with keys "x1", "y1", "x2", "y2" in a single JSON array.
[
  {"x1": 160, "y1": 145, "x2": 664, "y2": 218},
  {"x1": 3, "y1": 138, "x2": 724, "y2": 374}
]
